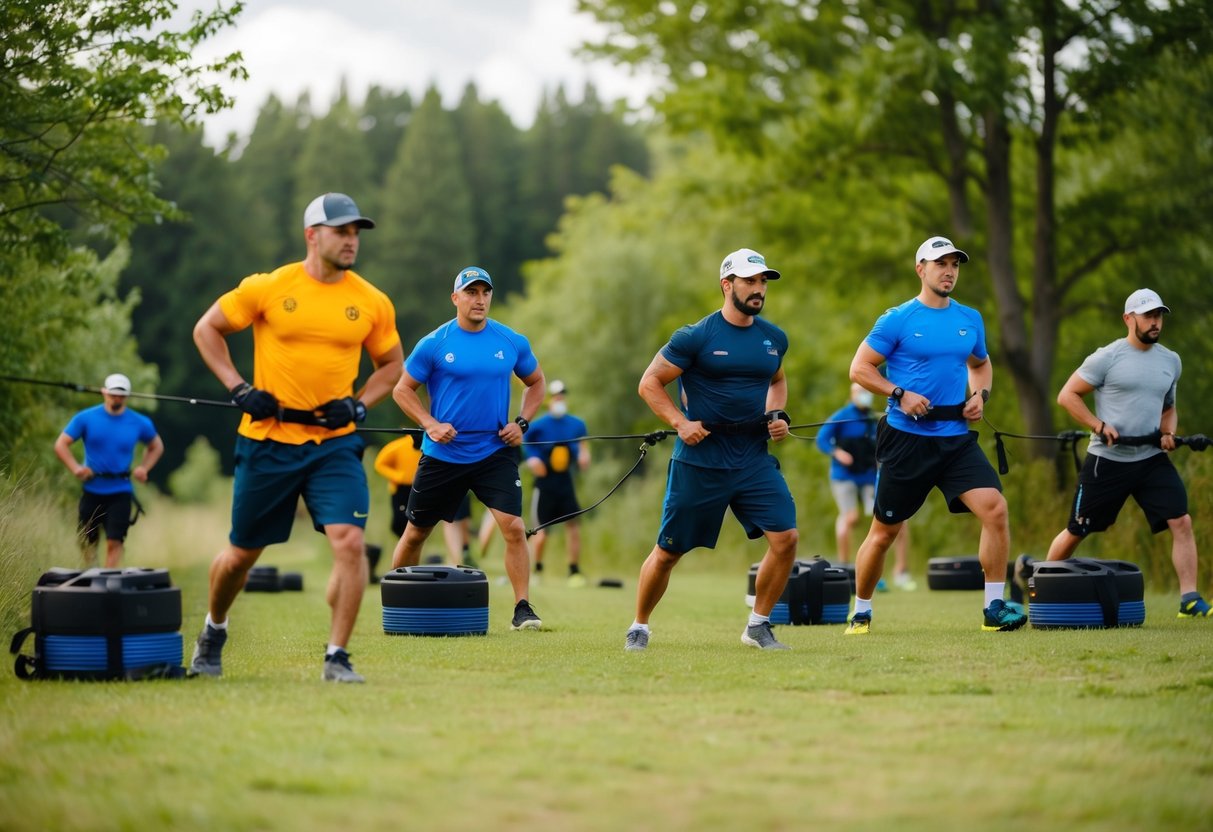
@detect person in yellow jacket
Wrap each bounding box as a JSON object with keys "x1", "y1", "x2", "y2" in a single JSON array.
[{"x1": 374, "y1": 434, "x2": 422, "y2": 538}]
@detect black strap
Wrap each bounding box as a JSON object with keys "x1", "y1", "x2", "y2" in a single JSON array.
[
  {"x1": 915, "y1": 404, "x2": 967, "y2": 422},
  {"x1": 805, "y1": 559, "x2": 827, "y2": 625},
  {"x1": 278, "y1": 407, "x2": 326, "y2": 425},
  {"x1": 92, "y1": 471, "x2": 131, "y2": 479},
  {"x1": 701, "y1": 420, "x2": 769, "y2": 435},
  {"x1": 10, "y1": 627, "x2": 37, "y2": 680},
  {"x1": 1093, "y1": 571, "x2": 1121, "y2": 628},
  {"x1": 129, "y1": 492, "x2": 145, "y2": 526}
]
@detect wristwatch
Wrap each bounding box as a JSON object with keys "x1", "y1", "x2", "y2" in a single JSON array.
[
  {"x1": 514, "y1": 416, "x2": 530, "y2": 434},
  {"x1": 979, "y1": 388, "x2": 990, "y2": 403},
  {"x1": 890, "y1": 386, "x2": 905, "y2": 401}
]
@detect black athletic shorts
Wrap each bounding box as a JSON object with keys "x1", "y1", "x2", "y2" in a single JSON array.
[
  {"x1": 407, "y1": 447, "x2": 522, "y2": 529},
  {"x1": 389, "y1": 486, "x2": 412, "y2": 537},
  {"x1": 1066, "y1": 452, "x2": 1188, "y2": 536},
  {"x1": 78, "y1": 491, "x2": 133, "y2": 544},
  {"x1": 872, "y1": 419, "x2": 1002, "y2": 525},
  {"x1": 532, "y1": 479, "x2": 581, "y2": 527}
]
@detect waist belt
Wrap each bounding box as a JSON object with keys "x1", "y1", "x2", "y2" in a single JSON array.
[
  {"x1": 92, "y1": 471, "x2": 131, "y2": 479},
  {"x1": 915, "y1": 404, "x2": 967, "y2": 422},
  {"x1": 278, "y1": 407, "x2": 326, "y2": 426},
  {"x1": 702, "y1": 420, "x2": 769, "y2": 436}
]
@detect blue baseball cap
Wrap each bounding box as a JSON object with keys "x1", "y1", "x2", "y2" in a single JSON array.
[{"x1": 453, "y1": 267, "x2": 493, "y2": 291}]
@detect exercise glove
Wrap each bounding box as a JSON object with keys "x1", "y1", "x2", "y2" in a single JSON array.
[
  {"x1": 316, "y1": 397, "x2": 367, "y2": 427},
  {"x1": 230, "y1": 383, "x2": 279, "y2": 421}
]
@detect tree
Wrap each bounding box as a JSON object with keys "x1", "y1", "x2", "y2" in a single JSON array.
[
  {"x1": 0, "y1": 0, "x2": 243, "y2": 474},
  {"x1": 580, "y1": 0, "x2": 1213, "y2": 454},
  {"x1": 293, "y1": 82, "x2": 374, "y2": 221}
]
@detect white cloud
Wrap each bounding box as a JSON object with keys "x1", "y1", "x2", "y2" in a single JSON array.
[{"x1": 182, "y1": 0, "x2": 656, "y2": 146}]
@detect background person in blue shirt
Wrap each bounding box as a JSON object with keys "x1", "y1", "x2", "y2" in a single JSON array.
[
  {"x1": 845, "y1": 236, "x2": 1025, "y2": 635},
  {"x1": 816, "y1": 382, "x2": 913, "y2": 590},
  {"x1": 53, "y1": 373, "x2": 163, "y2": 567},
  {"x1": 390, "y1": 266, "x2": 548, "y2": 631},
  {"x1": 624, "y1": 248, "x2": 798, "y2": 652},
  {"x1": 524, "y1": 379, "x2": 590, "y2": 586}
]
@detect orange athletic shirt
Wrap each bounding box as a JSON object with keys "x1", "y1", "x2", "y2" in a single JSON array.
[
  {"x1": 373, "y1": 435, "x2": 422, "y2": 492},
  {"x1": 219, "y1": 262, "x2": 400, "y2": 445}
]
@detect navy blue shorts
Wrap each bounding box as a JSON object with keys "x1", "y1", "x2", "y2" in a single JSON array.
[
  {"x1": 1067, "y1": 452, "x2": 1188, "y2": 536},
  {"x1": 230, "y1": 433, "x2": 369, "y2": 549},
  {"x1": 407, "y1": 447, "x2": 523, "y2": 529},
  {"x1": 655, "y1": 456, "x2": 796, "y2": 554},
  {"x1": 533, "y1": 479, "x2": 580, "y2": 527},
  {"x1": 78, "y1": 491, "x2": 133, "y2": 544},
  {"x1": 872, "y1": 421, "x2": 1001, "y2": 524}
]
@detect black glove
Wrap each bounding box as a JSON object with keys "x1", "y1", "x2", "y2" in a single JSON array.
[
  {"x1": 230, "y1": 383, "x2": 279, "y2": 421},
  {"x1": 316, "y1": 397, "x2": 367, "y2": 428}
]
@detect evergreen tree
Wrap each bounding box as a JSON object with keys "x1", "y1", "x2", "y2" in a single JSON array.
[{"x1": 293, "y1": 81, "x2": 374, "y2": 221}]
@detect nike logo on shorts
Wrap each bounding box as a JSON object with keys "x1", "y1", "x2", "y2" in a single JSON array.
[{"x1": 353, "y1": 511, "x2": 369, "y2": 519}]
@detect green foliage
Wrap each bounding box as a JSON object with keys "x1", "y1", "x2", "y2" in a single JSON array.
[
  {"x1": 166, "y1": 436, "x2": 227, "y2": 505},
  {"x1": 0, "y1": 470, "x2": 74, "y2": 642},
  {"x1": 292, "y1": 85, "x2": 374, "y2": 222}
]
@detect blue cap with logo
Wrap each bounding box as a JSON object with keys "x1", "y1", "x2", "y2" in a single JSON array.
[
  {"x1": 720, "y1": 248, "x2": 781, "y2": 280},
  {"x1": 453, "y1": 267, "x2": 493, "y2": 292}
]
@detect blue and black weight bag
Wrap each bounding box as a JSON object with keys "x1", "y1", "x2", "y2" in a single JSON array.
[{"x1": 9, "y1": 567, "x2": 186, "y2": 680}]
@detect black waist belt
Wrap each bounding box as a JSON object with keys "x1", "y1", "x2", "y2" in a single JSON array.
[
  {"x1": 702, "y1": 420, "x2": 769, "y2": 436},
  {"x1": 278, "y1": 407, "x2": 324, "y2": 425},
  {"x1": 917, "y1": 404, "x2": 967, "y2": 422},
  {"x1": 92, "y1": 471, "x2": 131, "y2": 479}
]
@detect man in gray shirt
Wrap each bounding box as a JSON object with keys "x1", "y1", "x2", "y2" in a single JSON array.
[{"x1": 1044, "y1": 288, "x2": 1209, "y2": 618}]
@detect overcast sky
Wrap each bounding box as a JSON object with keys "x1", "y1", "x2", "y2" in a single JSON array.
[{"x1": 178, "y1": 0, "x2": 658, "y2": 146}]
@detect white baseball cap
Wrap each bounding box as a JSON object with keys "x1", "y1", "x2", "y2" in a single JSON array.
[
  {"x1": 548, "y1": 379, "x2": 567, "y2": 396},
  {"x1": 915, "y1": 236, "x2": 969, "y2": 265},
  {"x1": 720, "y1": 248, "x2": 781, "y2": 280},
  {"x1": 1124, "y1": 288, "x2": 1169, "y2": 315},
  {"x1": 103, "y1": 373, "x2": 131, "y2": 395},
  {"x1": 303, "y1": 192, "x2": 375, "y2": 229}
]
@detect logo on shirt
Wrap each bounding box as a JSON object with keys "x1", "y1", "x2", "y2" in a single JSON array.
[
  {"x1": 494, "y1": 351, "x2": 505, "y2": 360},
  {"x1": 913, "y1": 332, "x2": 924, "y2": 338},
  {"x1": 958, "y1": 329, "x2": 967, "y2": 336},
  {"x1": 445, "y1": 353, "x2": 455, "y2": 363},
  {"x1": 713, "y1": 350, "x2": 729, "y2": 356},
  {"x1": 283, "y1": 298, "x2": 297, "y2": 313},
  {"x1": 763, "y1": 338, "x2": 778, "y2": 356},
  {"x1": 346, "y1": 306, "x2": 360, "y2": 321}
]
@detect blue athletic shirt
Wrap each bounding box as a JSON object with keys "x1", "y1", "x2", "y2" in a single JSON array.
[
  {"x1": 661, "y1": 311, "x2": 788, "y2": 469},
  {"x1": 405, "y1": 319, "x2": 538, "y2": 464},
  {"x1": 524, "y1": 413, "x2": 587, "y2": 486},
  {"x1": 62, "y1": 405, "x2": 158, "y2": 495},
  {"x1": 815, "y1": 402, "x2": 878, "y2": 485},
  {"x1": 864, "y1": 298, "x2": 987, "y2": 437}
]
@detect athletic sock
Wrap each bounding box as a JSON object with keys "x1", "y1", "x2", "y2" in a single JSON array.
[
  {"x1": 984, "y1": 582, "x2": 1006, "y2": 607},
  {"x1": 534, "y1": 562, "x2": 544, "y2": 573},
  {"x1": 205, "y1": 614, "x2": 228, "y2": 631},
  {"x1": 325, "y1": 644, "x2": 345, "y2": 659},
  {"x1": 747, "y1": 612, "x2": 770, "y2": 628},
  {"x1": 1181, "y1": 591, "x2": 1202, "y2": 604},
  {"x1": 569, "y1": 563, "x2": 580, "y2": 575},
  {"x1": 628, "y1": 621, "x2": 649, "y2": 634},
  {"x1": 853, "y1": 597, "x2": 873, "y2": 616}
]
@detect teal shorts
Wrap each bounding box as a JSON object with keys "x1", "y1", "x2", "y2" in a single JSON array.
[
  {"x1": 655, "y1": 456, "x2": 796, "y2": 554},
  {"x1": 230, "y1": 433, "x2": 368, "y2": 549}
]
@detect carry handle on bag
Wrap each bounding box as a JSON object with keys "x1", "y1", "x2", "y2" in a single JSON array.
[{"x1": 10, "y1": 627, "x2": 38, "y2": 680}]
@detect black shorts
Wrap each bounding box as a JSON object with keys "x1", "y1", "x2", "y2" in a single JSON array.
[
  {"x1": 407, "y1": 448, "x2": 522, "y2": 529},
  {"x1": 389, "y1": 486, "x2": 412, "y2": 537},
  {"x1": 872, "y1": 420, "x2": 1001, "y2": 524},
  {"x1": 78, "y1": 491, "x2": 133, "y2": 544},
  {"x1": 1066, "y1": 452, "x2": 1188, "y2": 536},
  {"x1": 532, "y1": 480, "x2": 581, "y2": 527},
  {"x1": 452, "y1": 493, "x2": 472, "y2": 522}
]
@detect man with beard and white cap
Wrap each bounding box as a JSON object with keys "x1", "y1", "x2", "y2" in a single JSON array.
[
  {"x1": 624, "y1": 247, "x2": 798, "y2": 652},
  {"x1": 54, "y1": 372, "x2": 163, "y2": 567},
  {"x1": 845, "y1": 235, "x2": 1025, "y2": 635},
  {"x1": 1042, "y1": 288, "x2": 1210, "y2": 618}
]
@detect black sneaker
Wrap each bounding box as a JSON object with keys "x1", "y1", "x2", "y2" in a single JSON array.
[
  {"x1": 511, "y1": 599, "x2": 542, "y2": 630},
  {"x1": 187, "y1": 624, "x2": 227, "y2": 677},
  {"x1": 322, "y1": 648, "x2": 365, "y2": 683}
]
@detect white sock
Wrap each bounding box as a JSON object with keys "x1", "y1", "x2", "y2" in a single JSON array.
[
  {"x1": 325, "y1": 643, "x2": 346, "y2": 658},
  {"x1": 985, "y1": 582, "x2": 1005, "y2": 607},
  {"x1": 747, "y1": 612, "x2": 770, "y2": 627},
  {"x1": 205, "y1": 614, "x2": 227, "y2": 630},
  {"x1": 629, "y1": 621, "x2": 649, "y2": 633},
  {"x1": 853, "y1": 597, "x2": 873, "y2": 616}
]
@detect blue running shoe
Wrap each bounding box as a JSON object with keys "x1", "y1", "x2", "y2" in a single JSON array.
[
  {"x1": 983, "y1": 598, "x2": 1028, "y2": 631},
  {"x1": 845, "y1": 611, "x2": 872, "y2": 635},
  {"x1": 1178, "y1": 596, "x2": 1212, "y2": 618}
]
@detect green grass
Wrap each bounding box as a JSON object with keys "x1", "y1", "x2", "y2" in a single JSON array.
[{"x1": 2, "y1": 523, "x2": 1212, "y2": 831}]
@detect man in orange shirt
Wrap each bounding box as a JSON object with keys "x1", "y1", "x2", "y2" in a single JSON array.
[{"x1": 190, "y1": 192, "x2": 404, "y2": 683}]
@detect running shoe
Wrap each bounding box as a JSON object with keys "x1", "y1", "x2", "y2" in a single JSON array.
[
  {"x1": 624, "y1": 628, "x2": 649, "y2": 651},
  {"x1": 1178, "y1": 596, "x2": 1213, "y2": 618},
  {"x1": 982, "y1": 598, "x2": 1028, "y2": 631},
  {"x1": 322, "y1": 648, "x2": 365, "y2": 683},
  {"x1": 741, "y1": 621, "x2": 790, "y2": 650},
  {"x1": 186, "y1": 624, "x2": 227, "y2": 677},
  {"x1": 845, "y1": 611, "x2": 872, "y2": 635},
  {"x1": 511, "y1": 599, "x2": 543, "y2": 630}
]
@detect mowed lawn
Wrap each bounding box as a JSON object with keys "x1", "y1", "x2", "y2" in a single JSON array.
[{"x1": 1, "y1": 548, "x2": 1211, "y2": 832}]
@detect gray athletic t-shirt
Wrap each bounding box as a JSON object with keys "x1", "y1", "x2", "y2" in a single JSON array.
[{"x1": 1077, "y1": 338, "x2": 1180, "y2": 462}]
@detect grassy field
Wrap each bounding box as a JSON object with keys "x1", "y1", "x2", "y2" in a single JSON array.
[{"x1": 2, "y1": 503, "x2": 1212, "y2": 832}]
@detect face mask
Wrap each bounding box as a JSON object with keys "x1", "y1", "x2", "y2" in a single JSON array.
[
  {"x1": 854, "y1": 390, "x2": 874, "y2": 409},
  {"x1": 550, "y1": 400, "x2": 568, "y2": 417}
]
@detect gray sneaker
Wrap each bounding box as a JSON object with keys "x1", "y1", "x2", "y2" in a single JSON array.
[
  {"x1": 741, "y1": 621, "x2": 790, "y2": 650},
  {"x1": 624, "y1": 628, "x2": 649, "y2": 652},
  {"x1": 187, "y1": 624, "x2": 227, "y2": 677},
  {"x1": 511, "y1": 599, "x2": 543, "y2": 630},
  {"x1": 322, "y1": 648, "x2": 365, "y2": 683}
]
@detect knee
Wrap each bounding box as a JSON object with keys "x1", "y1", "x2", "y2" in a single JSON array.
[
  {"x1": 497, "y1": 516, "x2": 527, "y2": 544},
  {"x1": 1168, "y1": 514, "x2": 1193, "y2": 536},
  {"x1": 770, "y1": 529, "x2": 798, "y2": 557}
]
